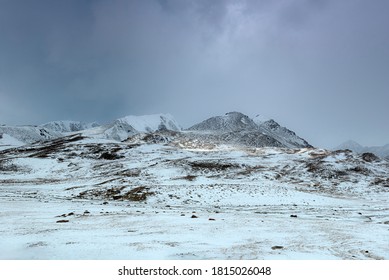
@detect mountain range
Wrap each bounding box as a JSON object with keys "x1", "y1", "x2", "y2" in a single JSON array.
[{"x1": 0, "y1": 112, "x2": 311, "y2": 150}]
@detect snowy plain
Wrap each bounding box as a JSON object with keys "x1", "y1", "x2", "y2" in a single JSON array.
[{"x1": 0, "y1": 134, "x2": 388, "y2": 260}]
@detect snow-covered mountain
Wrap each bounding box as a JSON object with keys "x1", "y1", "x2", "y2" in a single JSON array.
[
  {"x1": 335, "y1": 140, "x2": 364, "y2": 153},
  {"x1": 41, "y1": 120, "x2": 100, "y2": 133},
  {"x1": 187, "y1": 112, "x2": 311, "y2": 149},
  {"x1": 335, "y1": 140, "x2": 389, "y2": 158}
]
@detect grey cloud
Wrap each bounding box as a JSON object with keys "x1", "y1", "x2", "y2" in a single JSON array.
[{"x1": 0, "y1": 0, "x2": 388, "y2": 147}]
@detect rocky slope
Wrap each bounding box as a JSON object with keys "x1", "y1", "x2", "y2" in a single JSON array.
[{"x1": 254, "y1": 116, "x2": 312, "y2": 149}]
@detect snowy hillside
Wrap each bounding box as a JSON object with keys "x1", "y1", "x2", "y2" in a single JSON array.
[
  {"x1": 42, "y1": 120, "x2": 100, "y2": 133},
  {"x1": 0, "y1": 134, "x2": 388, "y2": 259},
  {"x1": 0, "y1": 125, "x2": 62, "y2": 144},
  {"x1": 118, "y1": 113, "x2": 181, "y2": 132},
  {"x1": 0, "y1": 133, "x2": 25, "y2": 150}
]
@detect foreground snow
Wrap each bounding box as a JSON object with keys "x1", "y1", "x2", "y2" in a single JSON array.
[{"x1": 0, "y1": 135, "x2": 388, "y2": 259}]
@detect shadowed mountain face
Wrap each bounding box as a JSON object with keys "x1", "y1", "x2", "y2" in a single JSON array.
[{"x1": 255, "y1": 118, "x2": 312, "y2": 149}]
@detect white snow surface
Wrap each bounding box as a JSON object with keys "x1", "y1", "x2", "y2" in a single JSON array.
[
  {"x1": 0, "y1": 133, "x2": 25, "y2": 150},
  {"x1": 1, "y1": 135, "x2": 388, "y2": 260}
]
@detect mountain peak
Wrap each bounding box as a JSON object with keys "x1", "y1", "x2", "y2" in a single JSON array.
[
  {"x1": 188, "y1": 111, "x2": 257, "y2": 132},
  {"x1": 187, "y1": 111, "x2": 311, "y2": 149},
  {"x1": 335, "y1": 140, "x2": 364, "y2": 151},
  {"x1": 334, "y1": 140, "x2": 389, "y2": 158}
]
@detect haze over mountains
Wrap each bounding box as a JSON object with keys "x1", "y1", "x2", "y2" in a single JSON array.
[
  {"x1": 0, "y1": 112, "x2": 311, "y2": 150},
  {"x1": 335, "y1": 140, "x2": 389, "y2": 159}
]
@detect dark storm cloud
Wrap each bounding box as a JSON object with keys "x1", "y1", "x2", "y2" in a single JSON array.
[{"x1": 0, "y1": 0, "x2": 388, "y2": 147}]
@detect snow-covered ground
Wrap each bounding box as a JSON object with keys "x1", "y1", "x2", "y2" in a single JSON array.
[
  {"x1": 0, "y1": 135, "x2": 388, "y2": 259},
  {"x1": 0, "y1": 133, "x2": 25, "y2": 151}
]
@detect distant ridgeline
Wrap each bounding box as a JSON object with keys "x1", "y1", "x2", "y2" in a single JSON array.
[{"x1": 335, "y1": 140, "x2": 389, "y2": 159}]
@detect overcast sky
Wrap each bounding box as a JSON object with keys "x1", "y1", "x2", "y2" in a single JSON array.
[{"x1": 1, "y1": 0, "x2": 388, "y2": 148}]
